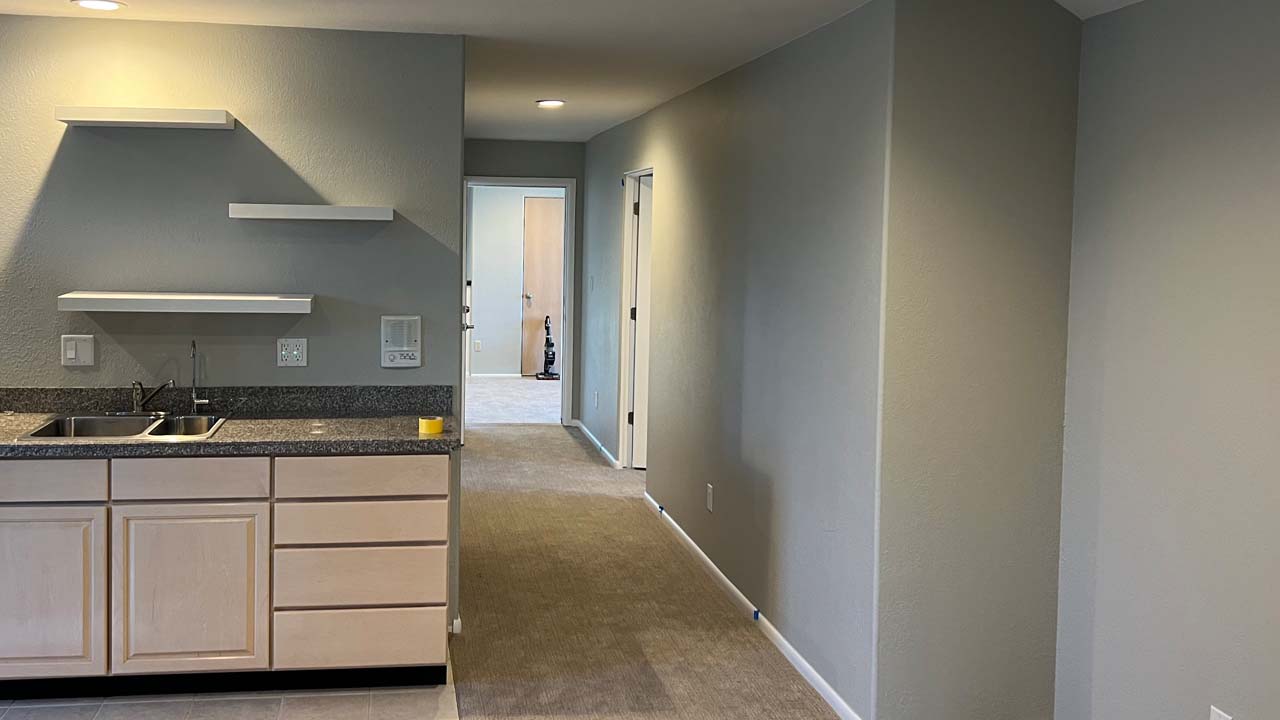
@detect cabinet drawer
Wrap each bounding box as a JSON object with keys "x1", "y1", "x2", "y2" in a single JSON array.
[
  {"x1": 273, "y1": 607, "x2": 447, "y2": 669},
  {"x1": 0, "y1": 460, "x2": 107, "y2": 503},
  {"x1": 275, "y1": 455, "x2": 448, "y2": 499},
  {"x1": 274, "y1": 546, "x2": 447, "y2": 608},
  {"x1": 111, "y1": 458, "x2": 270, "y2": 500},
  {"x1": 274, "y1": 500, "x2": 447, "y2": 545}
]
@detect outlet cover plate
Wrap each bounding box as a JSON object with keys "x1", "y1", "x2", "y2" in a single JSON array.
[
  {"x1": 1211, "y1": 707, "x2": 1232, "y2": 720},
  {"x1": 277, "y1": 338, "x2": 308, "y2": 367},
  {"x1": 706, "y1": 483, "x2": 714, "y2": 512},
  {"x1": 61, "y1": 335, "x2": 94, "y2": 366}
]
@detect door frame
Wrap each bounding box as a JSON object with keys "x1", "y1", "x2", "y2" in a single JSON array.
[
  {"x1": 617, "y1": 167, "x2": 654, "y2": 469},
  {"x1": 462, "y1": 176, "x2": 577, "y2": 428}
]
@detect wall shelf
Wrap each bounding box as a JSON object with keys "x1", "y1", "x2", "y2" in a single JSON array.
[
  {"x1": 58, "y1": 291, "x2": 313, "y2": 315},
  {"x1": 228, "y1": 204, "x2": 394, "y2": 221},
  {"x1": 55, "y1": 107, "x2": 236, "y2": 130}
]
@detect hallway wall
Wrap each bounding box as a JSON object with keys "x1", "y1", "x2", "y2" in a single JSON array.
[
  {"x1": 1056, "y1": 0, "x2": 1280, "y2": 717},
  {"x1": 581, "y1": 1, "x2": 894, "y2": 714}
]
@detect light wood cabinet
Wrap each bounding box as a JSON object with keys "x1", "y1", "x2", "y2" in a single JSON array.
[
  {"x1": 111, "y1": 503, "x2": 270, "y2": 674},
  {"x1": 273, "y1": 607, "x2": 447, "y2": 669},
  {"x1": 274, "y1": 499, "x2": 448, "y2": 545},
  {"x1": 0, "y1": 506, "x2": 107, "y2": 679}
]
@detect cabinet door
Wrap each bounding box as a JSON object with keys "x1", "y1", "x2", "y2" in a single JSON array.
[
  {"x1": 111, "y1": 503, "x2": 269, "y2": 674},
  {"x1": 0, "y1": 506, "x2": 107, "y2": 679}
]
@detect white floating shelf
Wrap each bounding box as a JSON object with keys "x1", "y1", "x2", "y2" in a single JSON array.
[
  {"x1": 228, "y1": 203, "x2": 394, "y2": 221},
  {"x1": 55, "y1": 106, "x2": 236, "y2": 130},
  {"x1": 58, "y1": 291, "x2": 313, "y2": 314}
]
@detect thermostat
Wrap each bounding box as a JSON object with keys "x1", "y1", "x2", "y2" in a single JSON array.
[{"x1": 381, "y1": 315, "x2": 422, "y2": 368}]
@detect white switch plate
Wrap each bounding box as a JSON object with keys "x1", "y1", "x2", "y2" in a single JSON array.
[
  {"x1": 60, "y1": 335, "x2": 94, "y2": 366},
  {"x1": 1211, "y1": 706, "x2": 1232, "y2": 720},
  {"x1": 277, "y1": 338, "x2": 307, "y2": 367},
  {"x1": 474, "y1": 339, "x2": 482, "y2": 352},
  {"x1": 706, "y1": 483, "x2": 714, "y2": 512}
]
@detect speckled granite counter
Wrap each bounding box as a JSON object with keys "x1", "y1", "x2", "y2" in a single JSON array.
[{"x1": 0, "y1": 413, "x2": 459, "y2": 458}]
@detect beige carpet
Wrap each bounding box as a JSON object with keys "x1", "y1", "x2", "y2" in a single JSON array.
[
  {"x1": 451, "y1": 426, "x2": 836, "y2": 720},
  {"x1": 466, "y1": 377, "x2": 562, "y2": 425}
]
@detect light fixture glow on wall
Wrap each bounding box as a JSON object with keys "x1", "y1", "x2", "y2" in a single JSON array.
[
  {"x1": 535, "y1": 99, "x2": 566, "y2": 109},
  {"x1": 72, "y1": 0, "x2": 125, "y2": 10}
]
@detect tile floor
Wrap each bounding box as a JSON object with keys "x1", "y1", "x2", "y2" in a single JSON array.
[{"x1": 0, "y1": 687, "x2": 457, "y2": 720}]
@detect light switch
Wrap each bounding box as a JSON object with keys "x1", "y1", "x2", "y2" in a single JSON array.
[{"x1": 61, "y1": 335, "x2": 94, "y2": 366}]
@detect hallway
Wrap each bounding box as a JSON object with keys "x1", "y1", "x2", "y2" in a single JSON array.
[{"x1": 451, "y1": 426, "x2": 835, "y2": 719}]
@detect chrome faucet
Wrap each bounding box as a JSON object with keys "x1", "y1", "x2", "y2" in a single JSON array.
[
  {"x1": 190, "y1": 340, "x2": 211, "y2": 414},
  {"x1": 130, "y1": 379, "x2": 174, "y2": 414}
]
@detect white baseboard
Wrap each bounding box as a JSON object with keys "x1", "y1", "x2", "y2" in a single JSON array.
[
  {"x1": 569, "y1": 419, "x2": 624, "y2": 469},
  {"x1": 643, "y1": 493, "x2": 862, "y2": 720}
]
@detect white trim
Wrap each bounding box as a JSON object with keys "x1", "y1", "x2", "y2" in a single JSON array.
[
  {"x1": 468, "y1": 373, "x2": 524, "y2": 378},
  {"x1": 56, "y1": 106, "x2": 235, "y2": 130},
  {"x1": 57, "y1": 291, "x2": 312, "y2": 314},
  {"x1": 463, "y1": 176, "x2": 577, "y2": 429},
  {"x1": 228, "y1": 203, "x2": 393, "y2": 221},
  {"x1": 617, "y1": 168, "x2": 654, "y2": 469},
  {"x1": 643, "y1": 493, "x2": 862, "y2": 720},
  {"x1": 569, "y1": 419, "x2": 623, "y2": 469}
]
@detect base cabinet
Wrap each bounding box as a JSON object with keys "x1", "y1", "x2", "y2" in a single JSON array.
[
  {"x1": 111, "y1": 503, "x2": 270, "y2": 674},
  {"x1": 0, "y1": 506, "x2": 107, "y2": 679}
]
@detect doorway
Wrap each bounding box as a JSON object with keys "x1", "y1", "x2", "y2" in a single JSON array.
[
  {"x1": 462, "y1": 177, "x2": 576, "y2": 428},
  {"x1": 619, "y1": 170, "x2": 653, "y2": 469}
]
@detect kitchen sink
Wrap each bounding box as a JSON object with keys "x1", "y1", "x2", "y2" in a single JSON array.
[
  {"x1": 22, "y1": 414, "x2": 225, "y2": 442},
  {"x1": 27, "y1": 415, "x2": 162, "y2": 438}
]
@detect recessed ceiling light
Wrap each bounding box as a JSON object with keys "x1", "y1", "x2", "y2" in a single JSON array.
[
  {"x1": 535, "y1": 99, "x2": 566, "y2": 109},
  {"x1": 72, "y1": 0, "x2": 125, "y2": 10}
]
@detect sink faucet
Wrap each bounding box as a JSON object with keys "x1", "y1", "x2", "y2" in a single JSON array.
[
  {"x1": 191, "y1": 340, "x2": 211, "y2": 414},
  {"x1": 130, "y1": 379, "x2": 174, "y2": 414}
]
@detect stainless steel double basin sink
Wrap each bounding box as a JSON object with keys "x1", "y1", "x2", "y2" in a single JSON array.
[{"x1": 22, "y1": 414, "x2": 226, "y2": 442}]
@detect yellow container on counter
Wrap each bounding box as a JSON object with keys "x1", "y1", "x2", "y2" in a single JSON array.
[{"x1": 418, "y1": 416, "x2": 444, "y2": 435}]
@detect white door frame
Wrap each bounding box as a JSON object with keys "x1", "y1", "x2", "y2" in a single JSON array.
[
  {"x1": 461, "y1": 176, "x2": 577, "y2": 427},
  {"x1": 617, "y1": 167, "x2": 654, "y2": 469}
]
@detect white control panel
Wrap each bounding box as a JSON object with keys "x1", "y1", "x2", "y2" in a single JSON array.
[
  {"x1": 277, "y1": 338, "x2": 308, "y2": 367},
  {"x1": 381, "y1": 315, "x2": 422, "y2": 368},
  {"x1": 61, "y1": 335, "x2": 94, "y2": 366}
]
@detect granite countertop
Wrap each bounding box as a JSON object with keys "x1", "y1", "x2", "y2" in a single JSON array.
[{"x1": 0, "y1": 412, "x2": 460, "y2": 459}]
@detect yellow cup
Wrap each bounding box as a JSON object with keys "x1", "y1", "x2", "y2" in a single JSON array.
[{"x1": 418, "y1": 416, "x2": 444, "y2": 435}]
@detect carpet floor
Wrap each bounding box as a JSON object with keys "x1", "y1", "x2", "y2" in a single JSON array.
[
  {"x1": 465, "y1": 377, "x2": 561, "y2": 425},
  {"x1": 451, "y1": 425, "x2": 836, "y2": 720}
]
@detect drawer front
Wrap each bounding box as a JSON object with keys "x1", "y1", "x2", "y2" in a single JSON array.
[
  {"x1": 274, "y1": 546, "x2": 447, "y2": 608},
  {"x1": 111, "y1": 458, "x2": 270, "y2": 500},
  {"x1": 274, "y1": 500, "x2": 447, "y2": 545},
  {"x1": 0, "y1": 460, "x2": 108, "y2": 503},
  {"x1": 275, "y1": 455, "x2": 449, "y2": 499},
  {"x1": 273, "y1": 607, "x2": 447, "y2": 669}
]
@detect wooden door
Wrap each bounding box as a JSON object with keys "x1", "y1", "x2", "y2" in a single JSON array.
[
  {"x1": 0, "y1": 506, "x2": 107, "y2": 679},
  {"x1": 521, "y1": 196, "x2": 565, "y2": 375},
  {"x1": 111, "y1": 503, "x2": 270, "y2": 674}
]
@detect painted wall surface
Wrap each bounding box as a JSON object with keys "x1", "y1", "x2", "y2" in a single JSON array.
[
  {"x1": 876, "y1": 1, "x2": 1080, "y2": 718},
  {"x1": 582, "y1": 1, "x2": 894, "y2": 713},
  {"x1": 0, "y1": 15, "x2": 463, "y2": 388},
  {"x1": 467, "y1": 185, "x2": 564, "y2": 375},
  {"x1": 1056, "y1": 1, "x2": 1280, "y2": 717},
  {"x1": 465, "y1": 140, "x2": 586, "y2": 414}
]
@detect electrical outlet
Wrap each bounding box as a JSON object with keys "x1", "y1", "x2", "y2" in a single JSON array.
[
  {"x1": 60, "y1": 335, "x2": 94, "y2": 366},
  {"x1": 593, "y1": 391, "x2": 599, "y2": 409},
  {"x1": 706, "y1": 483, "x2": 714, "y2": 512},
  {"x1": 1211, "y1": 706, "x2": 1232, "y2": 720},
  {"x1": 474, "y1": 339, "x2": 482, "y2": 352},
  {"x1": 277, "y1": 338, "x2": 308, "y2": 367}
]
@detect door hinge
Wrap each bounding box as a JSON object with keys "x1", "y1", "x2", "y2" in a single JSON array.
[
  {"x1": 630, "y1": 307, "x2": 637, "y2": 320},
  {"x1": 633, "y1": 201, "x2": 640, "y2": 216},
  {"x1": 627, "y1": 411, "x2": 634, "y2": 425}
]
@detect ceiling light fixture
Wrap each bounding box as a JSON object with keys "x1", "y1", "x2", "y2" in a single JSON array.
[
  {"x1": 72, "y1": 0, "x2": 125, "y2": 10},
  {"x1": 535, "y1": 99, "x2": 566, "y2": 109}
]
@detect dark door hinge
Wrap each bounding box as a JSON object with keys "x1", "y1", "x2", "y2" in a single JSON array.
[
  {"x1": 630, "y1": 307, "x2": 637, "y2": 320},
  {"x1": 627, "y1": 411, "x2": 634, "y2": 425},
  {"x1": 633, "y1": 201, "x2": 640, "y2": 216}
]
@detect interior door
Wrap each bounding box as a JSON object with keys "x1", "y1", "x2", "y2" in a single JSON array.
[
  {"x1": 630, "y1": 175, "x2": 654, "y2": 469},
  {"x1": 521, "y1": 196, "x2": 565, "y2": 376}
]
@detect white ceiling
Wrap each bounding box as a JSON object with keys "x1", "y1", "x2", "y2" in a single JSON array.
[{"x1": 0, "y1": 0, "x2": 1148, "y2": 142}]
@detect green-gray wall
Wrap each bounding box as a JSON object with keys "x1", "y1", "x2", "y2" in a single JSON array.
[
  {"x1": 0, "y1": 15, "x2": 463, "y2": 389},
  {"x1": 876, "y1": 1, "x2": 1080, "y2": 718},
  {"x1": 583, "y1": 1, "x2": 895, "y2": 713},
  {"x1": 465, "y1": 139, "x2": 586, "y2": 415},
  {"x1": 1056, "y1": 0, "x2": 1280, "y2": 717}
]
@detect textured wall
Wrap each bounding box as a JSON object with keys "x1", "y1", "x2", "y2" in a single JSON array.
[
  {"x1": 465, "y1": 139, "x2": 586, "y2": 415},
  {"x1": 1057, "y1": 1, "x2": 1280, "y2": 717},
  {"x1": 875, "y1": 1, "x2": 1080, "y2": 718},
  {"x1": 582, "y1": 1, "x2": 894, "y2": 713},
  {"x1": 0, "y1": 15, "x2": 463, "y2": 389},
  {"x1": 467, "y1": 185, "x2": 564, "y2": 375}
]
